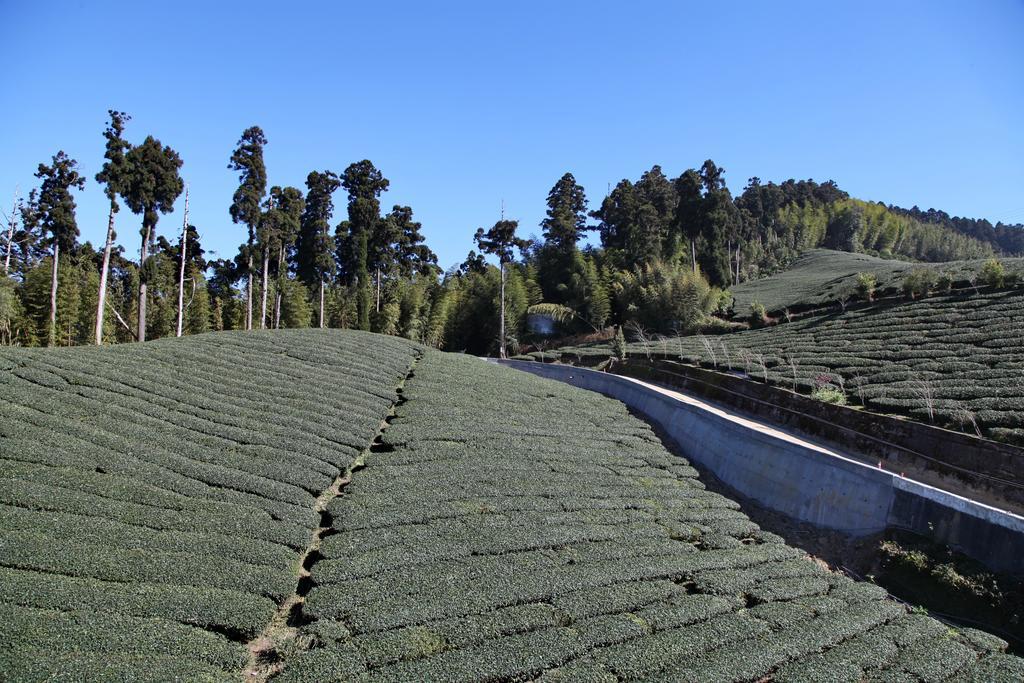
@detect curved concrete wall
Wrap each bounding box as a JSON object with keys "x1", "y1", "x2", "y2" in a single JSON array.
[{"x1": 499, "y1": 360, "x2": 1024, "y2": 575}]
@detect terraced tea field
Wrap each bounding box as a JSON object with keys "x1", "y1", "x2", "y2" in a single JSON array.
[
  {"x1": 731, "y1": 249, "x2": 915, "y2": 313},
  {"x1": 730, "y1": 248, "x2": 1024, "y2": 314},
  {"x1": 276, "y1": 352, "x2": 1021, "y2": 681},
  {"x1": 547, "y1": 289, "x2": 1024, "y2": 444},
  {"x1": 2, "y1": 332, "x2": 1023, "y2": 680},
  {"x1": 0, "y1": 330, "x2": 419, "y2": 680}
]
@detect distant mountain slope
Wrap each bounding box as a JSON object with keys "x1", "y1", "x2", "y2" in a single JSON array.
[
  {"x1": 731, "y1": 248, "x2": 1024, "y2": 314},
  {"x1": 0, "y1": 330, "x2": 420, "y2": 680},
  {"x1": 889, "y1": 204, "x2": 1024, "y2": 256}
]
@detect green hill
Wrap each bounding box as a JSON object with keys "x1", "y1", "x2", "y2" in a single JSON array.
[
  {"x1": 548, "y1": 289, "x2": 1024, "y2": 444},
  {"x1": 731, "y1": 249, "x2": 1024, "y2": 314},
  {"x1": 2, "y1": 331, "x2": 1022, "y2": 680}
]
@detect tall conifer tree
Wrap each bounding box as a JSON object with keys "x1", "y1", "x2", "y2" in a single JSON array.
[
  {"x1": 94, "y1": 110, "x2": 133, "y2": 345},
  {"x1": 341, "y1": 160, "x2": 389, "y2": 330},
  {"x1": 474, "y1": 219, "x2": 527, "y2": 359},
  {"x1": 33, "y1": 151, "x2": 85, "y2": 347},
  {"x1": 228, "y1": 126, "x2": 268, "y2": 331},
  {"x1": 296, "y1": 171, "x2": 341, "y2": 328},
  {"x1": 259, "y1": 185, "x2": 304, "y2": 328},
  {"x1": 122, "y1": 136, "x2": 183, "y2": 342}
]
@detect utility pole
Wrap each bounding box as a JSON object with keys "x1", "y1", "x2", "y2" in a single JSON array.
[
  {"x1": 499, "y1": 200, "x2": 506, "y2": 359},
  {"x1": 274, "y1": 243, "x2": 283, "y2": 329},
  {"x1": 175, "y1": 185, "x2": 189, "y2": 337},
  {"x1": 3, "y1": 189, "x2": 17, "y2": 276}
]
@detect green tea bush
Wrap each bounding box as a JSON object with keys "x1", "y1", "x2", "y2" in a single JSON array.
[
  {"x1": 0, "y1": 329, "x2": 421, "y2": 677},
  {"x1": 275, "y1": 350, "x2": 1018, "y2": 681},
  {"x1": 937, "y1": 270, "x2": 955, "y2": 293},
  {"x1": 749, "y1": 301, "x2": 768, "y2": 327},
  {"x1": 980, "y1": 258, "x2": 1006, "y2": 288},
  {"x1": 0, "y1": 604, "x2": 248, "y2": 670},
  {"x1": 0, "y1": 567, "x2": 276, "y2": 639},
  {"x1": 856, "y1": 272, "x2": 877, "y2": 301},
  {"x1": 730, "y1": 249, "x2": 1024, "y2": 313},
  {"x1": 903, "y1": 267, "x2": 939, "y2": 299},
  {"x1": 555, "y1": 290, "x2": 1024, "y2": 441}
]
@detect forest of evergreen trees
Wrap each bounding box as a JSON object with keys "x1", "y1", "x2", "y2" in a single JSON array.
[{"x1": 0, "y1": 111, "x2": 1016, "y2": 355}]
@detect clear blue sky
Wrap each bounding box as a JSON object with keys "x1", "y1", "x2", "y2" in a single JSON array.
[{"x1": 2, "y1": 1, "x2": 1022, "y2": 270}]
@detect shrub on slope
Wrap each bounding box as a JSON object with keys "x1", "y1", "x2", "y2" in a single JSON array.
[
  {"x1": 274, "y1": 352, "x2": 1022, "y2": 681},
  {"x1": 0, "y1": 329, "x2": 419, "y2": 679}
]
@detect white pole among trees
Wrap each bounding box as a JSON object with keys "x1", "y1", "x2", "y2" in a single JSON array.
[
  {"x1": 3, "y1": 191, "x2": 16, "y2": 276},
  {"x1": 95, "y1": 203, "x2": 116, "y2": 345},
  {"x1": 48, "y1": 242, "x2": 59, "y2": 347},
  {"x1": 176, "y1": 186, "x2": 189, "y2": 337},
  {"x1": 498, "y1": 261, "x2": 507, "y2": 359},
  {"x1": 246, "y1": 252, "x2": 254, "y2": 331},
  {"x1": 261, "y1": 250, "x2": 269, "y2": 329},
  {"x1": 260, "y1": 193, "x2": 273, "y2": 330},
  {"x1": 274, "y1": 244, "x2": 284, "y2": 329},
  {"x1": 319, "y1": 278, "x2": 325, "y2": 329}
]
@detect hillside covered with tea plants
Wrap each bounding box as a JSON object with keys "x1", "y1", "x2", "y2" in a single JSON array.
[
  {"x1": 2, "y1": 331, "x2": 1023, "y2": 680},
  {"x1": 729, "y1": 249, "x2": 1024, "y2": 314},
  {"x1": 541, "y1": 279, "x2": 1024, "y2": 444},
  {"x1": 0, "y1": 330, "x2": 419, "y2": 679}
]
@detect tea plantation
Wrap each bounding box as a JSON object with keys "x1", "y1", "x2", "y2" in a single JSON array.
[
  {"x1": 548, "y1": 289, "x2": 1024, "y2": 444},
  {"x1": 0, "y1": 330, "x2": 419, "y2": 681},
  {"x1": 729, "y1": 248, "x2": 1024, "y2": 314},
  {"x1": 731, "y1": 249, "x2": 915, "y2": 313},
  {"x1": 274, "y1": 351, "x2": 1023, "y2": 682},
  {"x1": 2, "y1": 332, "x2": 1023, "y2": 680}
]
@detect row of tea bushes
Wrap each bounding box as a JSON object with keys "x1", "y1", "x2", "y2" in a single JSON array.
[
  {"x1": 549, "y1": 290, "x2": 1024, "y2": 443},
  {"x1": 729, "y1": 248, "x2": 1024, "y2": 314},
  {"x1": 0, "y1": 329, "x2": 420, "y2": 678},
  {"x1": 273, "y1": 351, "x2": 1023, "y2": 681}
]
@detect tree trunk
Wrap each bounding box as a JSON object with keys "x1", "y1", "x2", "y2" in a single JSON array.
[
  {"x1": 375, "y1": 267, "x2": 381, "y2": 313},
  {"x1": 246, "y1": 251, "x2": 254, "y2": 331},
  {"x1": 3, "y1": 196, "x2": 15, "y2": 276},
  {"x1": 138, "y1": 223, "x2": 151, "y2": 342},
  {"x1": 106, "y1": 300, "x2": 134, "y2": 338},
  {"x1": 274, "y1": 244, "x2": 283, "y2": 329},
  {"x1": 3, "y1": 228, "x2": 11, "y2": 275},
  {"x1": 319, "y1": 279, "x2": 325, "y2": 329},
  {"x1": 260, "y1": 250, "x2": 269, "y2": 329},
  {"x1": 95, "y1": 203, "x2": 116, "y2": 345},
  {"x1": 498, "y1": 261, "x2": 506, "y2": 359},
  {"x1": 727, "y1": 239, "x2": 737, "y2": 286},
  {"x1": 690, "y1": 238, "x2": 697, "y2": 273},
  {"x1": 48, "y1": 242, "x2": 59, "y2": 348},
  {"x1": 176, "y1": 189, "x2": 189, "y2": 338}
]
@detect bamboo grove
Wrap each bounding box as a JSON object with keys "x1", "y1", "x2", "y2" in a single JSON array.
[{"x1": 1, "y1": 111, "x2": 1018, "y2": 354}]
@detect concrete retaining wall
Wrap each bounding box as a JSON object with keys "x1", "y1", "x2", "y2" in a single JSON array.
[
  {"x1": 500, "y1": 360, "x2": 1024, "y2": 575},
  {"x1": 614, "y1": 360, "x2": 1024, "y2": 514}
]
